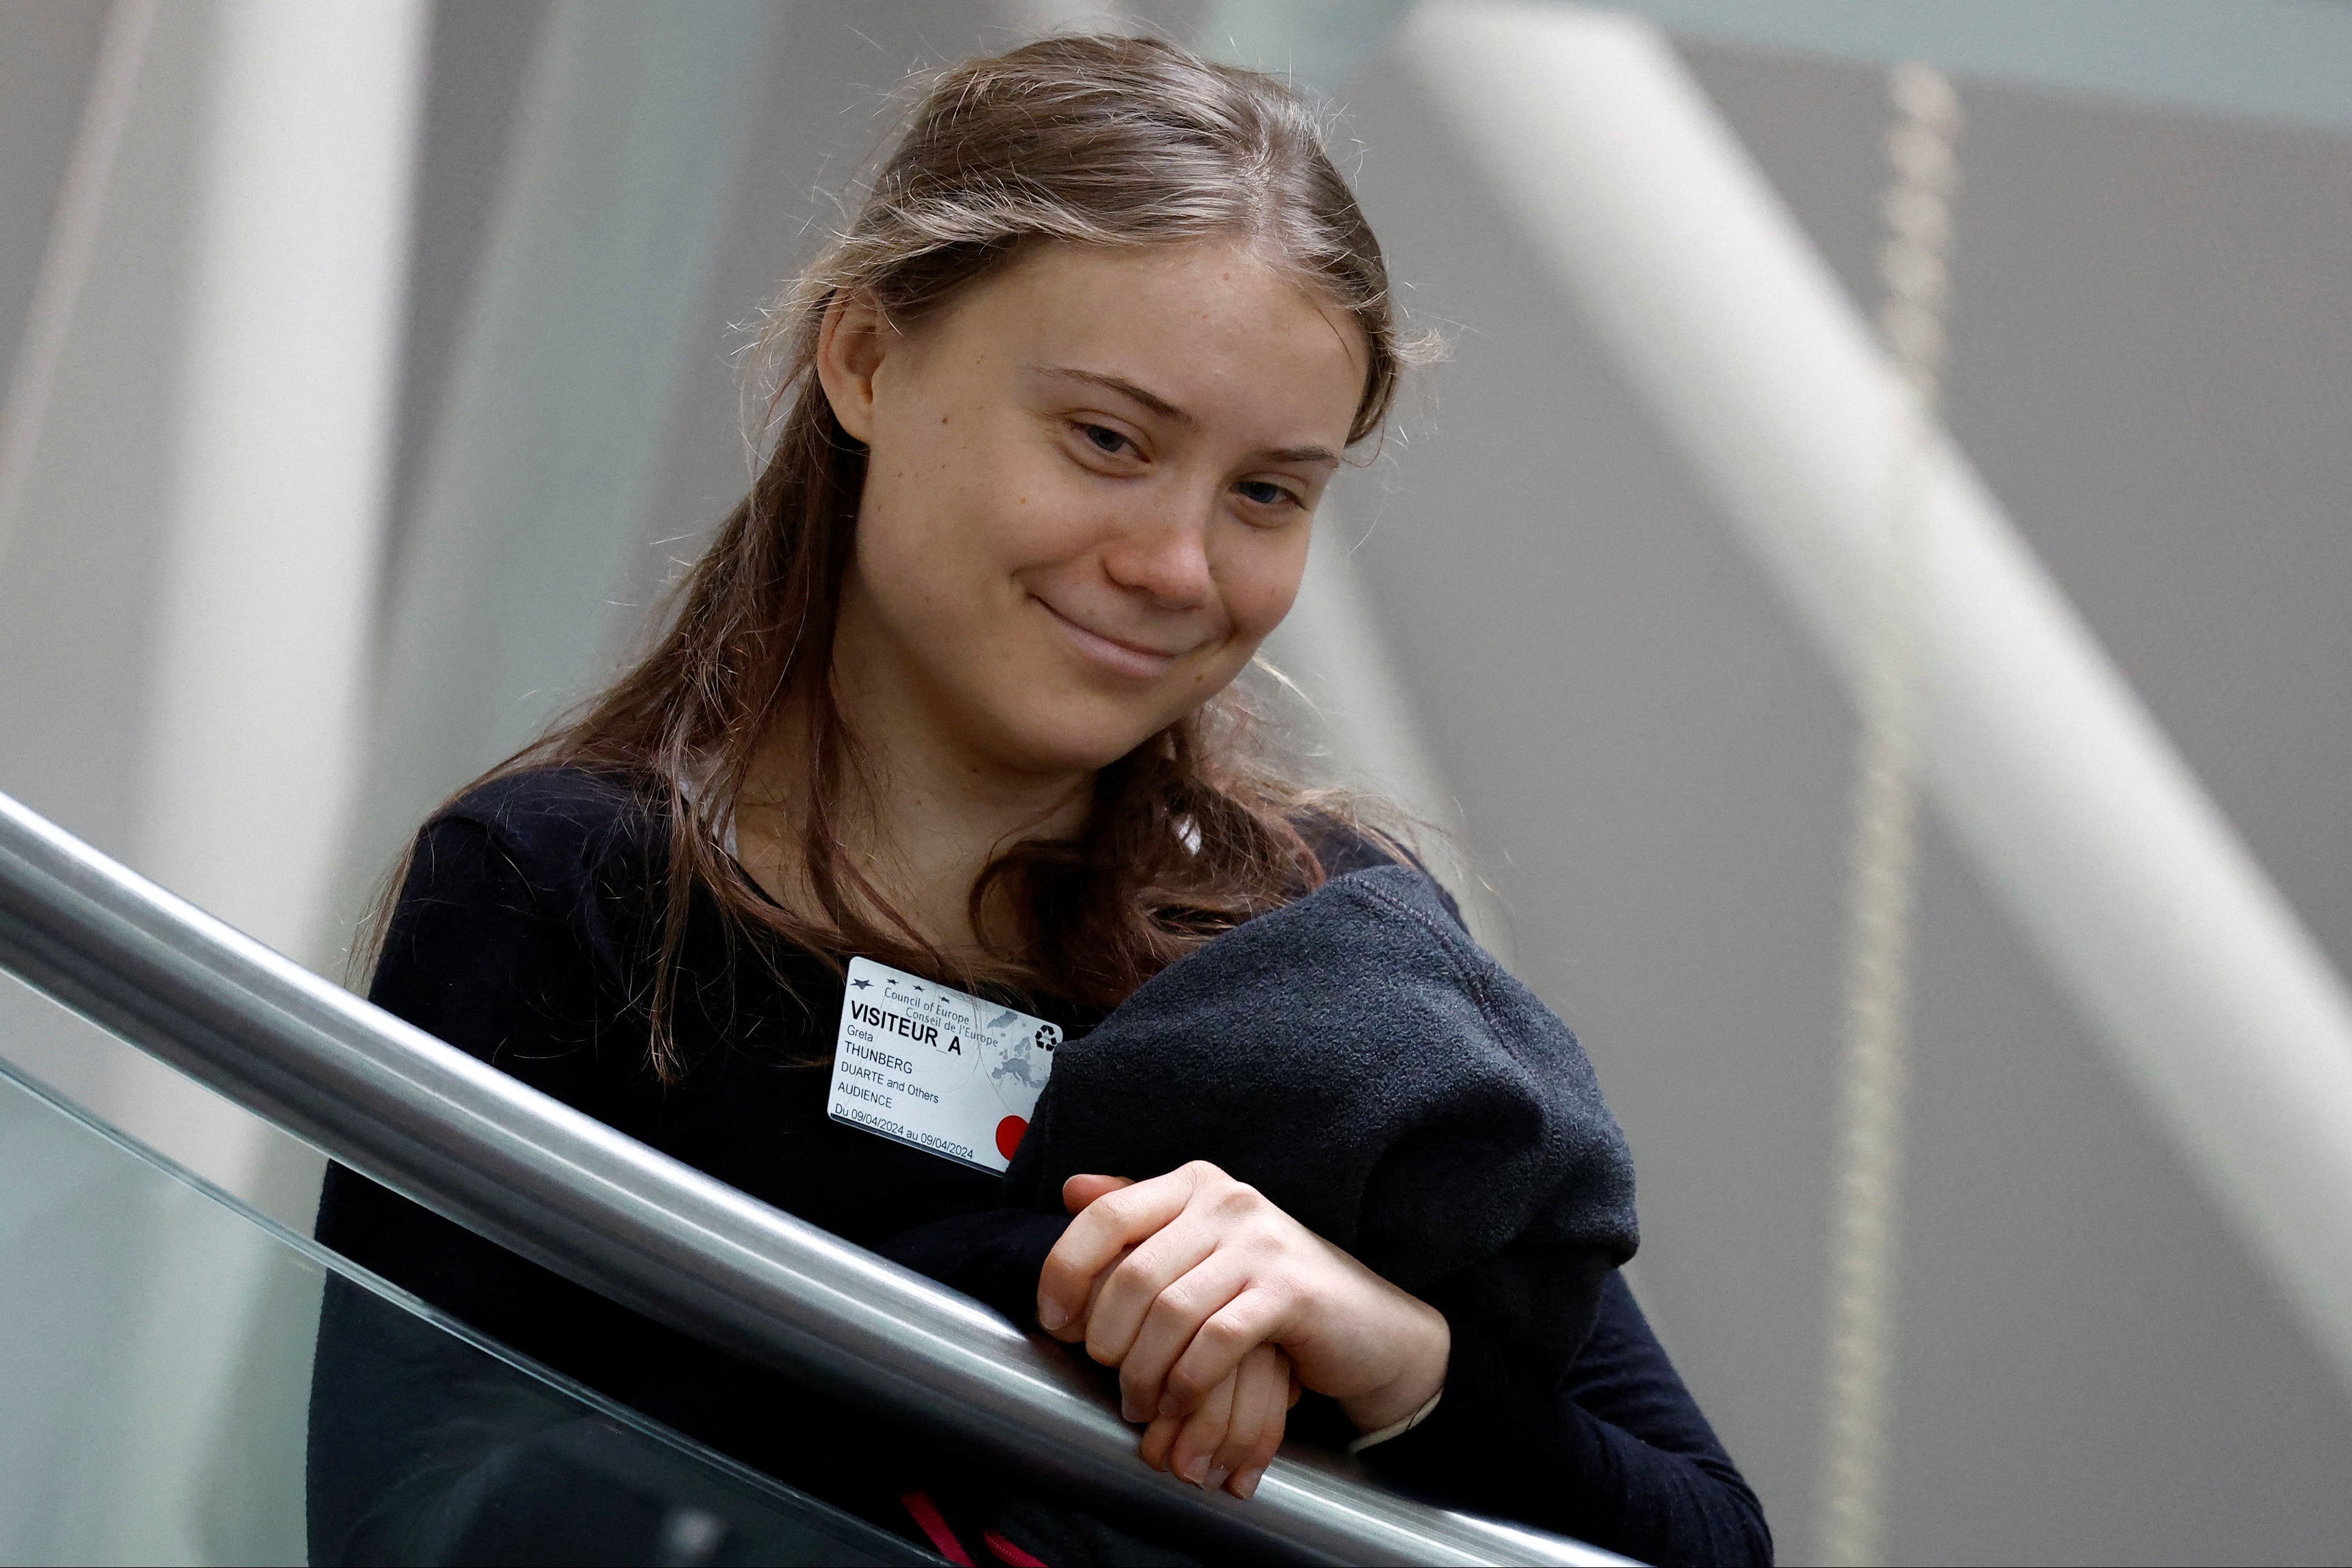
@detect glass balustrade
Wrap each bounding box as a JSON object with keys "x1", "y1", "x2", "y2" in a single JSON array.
[{"x1": 0, "y1": 977, "x2": 932, "y2": 1568}]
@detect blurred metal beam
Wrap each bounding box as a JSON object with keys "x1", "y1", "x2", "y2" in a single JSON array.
[
  {"x1": 1409, "y1": 0, "x2": 2352, "y2": 1393},
  {"x1": 142, "y1": 0, "x2": 426, "y2": 970},
  {"x1": 0, "y1": 0, "x2": 158, "y2": 583},
  {"x1": 352, "y1": 1, "x2": 779, "y2": 923}
]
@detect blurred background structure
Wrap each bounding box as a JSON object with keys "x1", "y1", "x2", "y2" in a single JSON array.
[{"x1": 1, "y1": 2, "x2": 2349, "y2": 1563}]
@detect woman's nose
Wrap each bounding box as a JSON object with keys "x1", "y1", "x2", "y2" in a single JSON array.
[{"x1": 1099, "y1": 504, "x2": 1214, "y2": 611}]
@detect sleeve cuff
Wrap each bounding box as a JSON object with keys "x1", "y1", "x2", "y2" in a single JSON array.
[{"x1": 1345, "y1": 1386, "x2": 1445, "y2": 1453}]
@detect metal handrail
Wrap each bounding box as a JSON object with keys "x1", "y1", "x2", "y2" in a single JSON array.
[{"x1": 0, "y1": 789, "x2": 1619, "y2": 1567}]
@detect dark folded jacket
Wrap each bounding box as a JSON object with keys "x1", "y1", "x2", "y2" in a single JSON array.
[{"x1": 1004, "y1": 864, "x2": 1639, "y2": 1381}]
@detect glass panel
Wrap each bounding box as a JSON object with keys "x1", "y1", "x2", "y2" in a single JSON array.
[{"x1": 0, "y1": 1029, "x2": 933, "y2": 1567}]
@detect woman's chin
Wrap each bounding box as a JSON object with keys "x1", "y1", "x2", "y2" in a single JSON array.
[
  {"x1": 1006, "y1": 733, "x2": 1158, "y2": 778},
  {"x1": 987, "y1": 708, "x2": 1175, "y2": 779}
]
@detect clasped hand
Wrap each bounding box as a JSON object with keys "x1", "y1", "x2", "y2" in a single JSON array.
[{"x1": 1035, "y1": 1161, "x2": 1449, "y2": 1500}]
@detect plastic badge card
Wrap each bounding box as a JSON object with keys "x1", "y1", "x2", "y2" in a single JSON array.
[{"x1": 828, "y1": 956, "x2": 1061, "y2": 1173}]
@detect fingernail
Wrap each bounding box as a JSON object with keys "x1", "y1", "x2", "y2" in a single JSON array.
[
  {"x1": 1037, "y1": 1299, "x2": 1069, "y2": 1331},
  {"x1": 1177, "y1": 1453, "x2": 1209, "y2": 1485},
  {"x1": 1121, "y1": 1398, "x2": 1147, "y2": 1424},
  {"x1": 1205, "y1": 1466, "x2": 1230, "y2": 1494},
  {"x1": 1158, "y1": 1392, "x2": 1181, "y2": 1420},
  {"x1": 1234, "y1": 1467, "x2": 1265, "y2": 1500}
]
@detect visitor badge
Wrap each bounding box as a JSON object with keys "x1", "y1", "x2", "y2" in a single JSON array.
[{"x1": 828, "y1": 956, "x2": 1060, "y2": 1173}]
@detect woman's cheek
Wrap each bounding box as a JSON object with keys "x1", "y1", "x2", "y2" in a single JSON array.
[{"x1": 1217, "y1": 534, "x2": 1312, "y2": 645}]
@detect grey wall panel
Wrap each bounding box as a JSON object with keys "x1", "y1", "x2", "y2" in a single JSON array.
[
  {"x1": 1335, "y1": 32, "x2": 2352, "y2": 1565},
  {"x1": 1900, "y1": 827, "x2": 2352, "y2": 1567},
  {"x1": 1929, "y1": 79, "x2": 2352, "y2": 982},
  {"x1": 1694, "y1": 49, "x2": 2352, "y2": 1557},
  {"x1": 1686, "y1": 38, "x2": 2352, "y2": 999}
]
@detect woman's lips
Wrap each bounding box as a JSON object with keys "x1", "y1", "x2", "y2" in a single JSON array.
[{"x1": 1035, "y1": 597, "x2": 1187, "y2": 679}]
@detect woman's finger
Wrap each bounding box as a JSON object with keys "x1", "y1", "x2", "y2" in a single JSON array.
[
  {"x1": 1112, "y1": 1248, "x2": 1254, "y2": 1420},
  {"x1": 1160, "y1": 1282, "x2": 1294, "y2": 1420},
  {"x1": 1137, "y1": 1409, "x2": 1184, "y2": 1472},
  {"x1": 1084, "y1": 1212, "x2": 1233, "y2": 1385},
  {"x1": 1216, "y1": 1346, "x2": 1292, "y2": 1498},
  {"x1": 1164, "y1": 1366, "x2": 1237, "y2": 1489},
  {"x1": 1061, "y1": 1172, "x2": 1133, "y2": 1213},
  {"x1": 1061, "y1": 1243, "x2": 1126, "y2": 1345},
  {"x1": 1037, "y1": 1168, "x2": 1198, "y2": 1332}
]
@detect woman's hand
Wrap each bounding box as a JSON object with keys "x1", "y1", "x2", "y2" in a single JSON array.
[
  {"x1": 1037, "y1": 1162, "x2": 1449, "y2": 1496},
  {"x1": 1134, "y1": 1341, "x2": 1300, "y2": 1497}
]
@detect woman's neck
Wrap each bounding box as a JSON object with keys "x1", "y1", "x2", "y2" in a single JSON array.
[{"x1": 735, "y1": 685, "x2": 1093, "y2": 957}]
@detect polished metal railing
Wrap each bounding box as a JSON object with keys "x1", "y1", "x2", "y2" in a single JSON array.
[{"x1": 0, "y1": 788, "x2": 1620, "y2": 1567}]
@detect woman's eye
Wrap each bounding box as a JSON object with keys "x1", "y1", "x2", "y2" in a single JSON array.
[
  {"x1": 1079, "y1": 423, "x2": 1132, "y2": 456},
  {"x1": 1235, "y1": 479, "x2": 1298, "y2": 508}
]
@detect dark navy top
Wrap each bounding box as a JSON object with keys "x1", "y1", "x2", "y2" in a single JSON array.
[{"x1": 310, "y1": 767, "x2": 1770, "y2": 1566}]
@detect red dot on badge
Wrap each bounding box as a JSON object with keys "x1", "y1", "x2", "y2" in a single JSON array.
[{"x1": 996, "y1": 1115, "x2": 1028, "y2": 1161}]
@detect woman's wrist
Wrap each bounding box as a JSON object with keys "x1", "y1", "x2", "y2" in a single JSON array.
[{"x1": 1335, "y1": 1296, "x2": 1451, "y2": 1436}]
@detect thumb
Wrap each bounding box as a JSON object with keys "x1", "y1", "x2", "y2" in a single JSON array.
[{"x1": 1062, "y1": 1173, "x2": 1135, "y2": 1214}]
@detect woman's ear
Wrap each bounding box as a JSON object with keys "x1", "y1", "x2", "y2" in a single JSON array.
[{"x1": 815, "y1": 289, "x2": 891, "y2": 444}]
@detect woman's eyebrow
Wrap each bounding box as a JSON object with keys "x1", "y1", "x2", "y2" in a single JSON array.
[
  {"x1": 1033, "y1": 365, "x2": 1194, "y2": 426},
  {"x1": 1033, "y1": 364, "x2": 1339, "y2": 466}
]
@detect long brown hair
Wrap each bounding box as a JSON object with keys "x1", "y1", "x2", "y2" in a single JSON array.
[{"x1": 390, "y1": 33, "x2": 1428, "y2": 1077}]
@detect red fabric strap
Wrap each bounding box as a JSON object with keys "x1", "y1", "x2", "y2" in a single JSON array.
[
  {"x1": 983, "y1": 1527, "x2": 1050, "y2": 1567},
  {"x1": 898, "y1": 1491, "x2": 976, "y2": 1567}
]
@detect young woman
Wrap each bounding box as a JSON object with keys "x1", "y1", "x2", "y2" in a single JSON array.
[{"x1": 312, "y1": 33, "x2": 1770, "y2": 1568}]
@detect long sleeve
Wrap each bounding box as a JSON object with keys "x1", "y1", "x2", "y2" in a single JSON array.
[
  {"x1": 875, "y1": 1208, "x2": 1074, "y2": 1326},
  {"x1": 1362, "y1": 1272, "x2": 1772, "y2": 1567},
  {"x1": 318, "y1": 816, "x2": 659, "y2": 1382},
  {"x1": 310, "y1": 801, "x2": 1030, "y2": 1560},
  {"x1": 307, "y1": 818, "x2": 705, "y2": 1563}
]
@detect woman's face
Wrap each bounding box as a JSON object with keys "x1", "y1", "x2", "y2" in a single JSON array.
[{"x1": 819, "y1": 238, "x2": 1368, "y2": 780}]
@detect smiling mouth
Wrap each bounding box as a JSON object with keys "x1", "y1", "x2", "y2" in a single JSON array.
[{"x1": 1033, "y1": 597, "x2": 1190, "y2": 679}]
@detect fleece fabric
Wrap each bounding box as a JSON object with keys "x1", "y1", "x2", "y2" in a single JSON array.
[
  {"x1": 310, "y1": 769, "x2": 1770, "y2": 1566},
  {"x1": 1005, "y1": 862, "x2": 1639, "y2": 1380}
]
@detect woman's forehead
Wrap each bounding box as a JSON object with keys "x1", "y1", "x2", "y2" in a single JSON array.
[{"x1": 942, "y1": 241, "x2": 1370, "y2": 429}]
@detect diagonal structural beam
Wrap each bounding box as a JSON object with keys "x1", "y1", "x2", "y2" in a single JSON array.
[{"x1": 1405, "y1": 0, "x2": 2352, "y2": 1389}]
